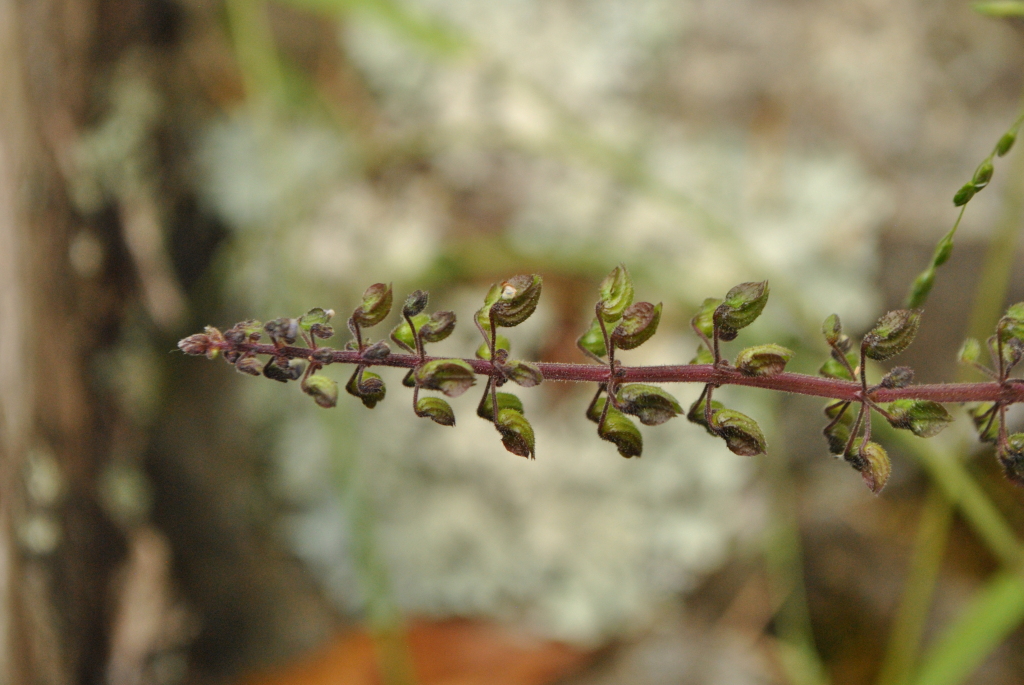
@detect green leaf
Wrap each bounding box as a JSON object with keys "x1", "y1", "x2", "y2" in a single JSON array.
[
  {"x1": 819, "y1": 352, "x2": 857, "y2": 381},
  {"x1": 577, "y1": 317, "x2": 607, "y2": 358},
  {"x1": 597, "y1": 264, "x2": 634, "y2": 323},
  {"x1": 499, "y1": 359, "x2": 543, "y2": 387},
  {"x1": 414, "y1": 359, "x2": 476, "y2": 397},
  {"x1": 884, "y1": 400, "x2": 952, "y2": 438},
  {"x1": 477, "y1": 392, "x2": 524, "y2": 421},
  {"x1": 690, "y1": 298, "x2": 721, "y2": 339},
  {"x1": 419, "y1": 310, "x2": 456, "y2": 343},
  {"x1": 734, "y1": 343, "x2": 794, "y2": 376},
  {"x1": 415, "y1": 396, "x2": 456, "y2": 426},
  {"x1": 390, "y1": 313, "x2": 429, "y2": 353},
  {"x1": 476, "y1": 335, "x2": 511, "y2": 360},
  {"x1": 611, "y1": 302, "x2": 662, "y2": 350},
  {"x1": 345, "y1": 369, "x2": 386, "y2": 408},
  {"x1": 615, "y1": 384, "x2": 682, "y2": 426},
  {"x1": 496, "y1": 408, "x2": 535, "y2": 459},
  {"x1": 713, "y1": 281, "x2": 770, "y2": 333},
  {"x1": 710, "y1": 408, "x2": 767, "y2": 456},
  {"x1": 598, "y1": 408, "x2": 643, "y2": 458},
  {"x1": 879, "y1": 366, "x2": 914, "y2": 389},
  {"x1": 686, "y1": 395, "x2": 724, "y2": 435},
  {"x1": 302, "y1": 374, "x2": 339, "y2": 408},
  {"x1": 402, "y1": 290, "x2": 428, "y2": 317},
  {"x1": 489, "y1": 274, "x2": 543, "y2": 327},
  {"x1": 353, "y1": 283, "x2": 393, "y2": 327},
  {"x1": 863, "y1": 309, "x2": 922, "y2": 361},
  {"x1": 299, "y1": 307, "x2": 332, "y2": 329},
  {"x1": 689, "y1": 344, "x2": 713, "y2": 365}
]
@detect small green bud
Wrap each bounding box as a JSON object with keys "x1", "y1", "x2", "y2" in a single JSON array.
[
  {"x1": 413, "y1": 359, "x2": 476, "y2": 397},
  {"x1": 477, "y1": 392, "x2": 524, "y2": 421},
  {"x1": 822, "y1": 314, "x2": 842, "y2": 346},
  {"x1": 390, "y1": 314, "x2": 429, "y2": 353},
  {"x1": 598, "y1": 408, "x2": 643, "y2": 458},
  {"x1": 851, "y1": 440, "x2": 891, "y2": 495},
  {"x1": 263, "y1": 358, "x2": 302, "y2": 382},
  {"x1": 235, "y1": 356, "x2": 262, "y2": 376},
  {"x1": 997, "y1": 434, "x2": 1024, "y2": 487},
  {"x1": 906, "y1": 269, "x2": 935, "y2": 309},
  {"x1": 498, "y1": 359, "x2": 543, "y2": 388},
  {"x1": 958, "y1": 337, "x2": 982, "y2": 366},
  {"x1": 714, "y1": 281, "x2": 770, "y2": 333},
  {"x1": 689, "y1": 344, "x2": 713, "y2": 365},
  {"x1": 615, "y1": 384, "x2": 682, "y2": 426},
  {"x1": 496, "y1": 408, "x2": 535, "y2": 459},
  {"x1": 968, "y1": 403, "x2": 999, "y2": 444},
  {"x1": 353, "y1": 283, "x2": 393, "y2": 327},
  {"x1": 302, "y1": 374, "x2": 339, "y2": 409},
  {"x1": 879, "y1": 366, "x2": 914, "y2": 389},
  {"x1": 489, "y1": 274, "x2": 543, "y2": 327},
  {"x1": 710, "y1": 408, "x2": 767, "y2": 457},
  {"x1": 686, "y1": 395, "x2": 724, "y2": 435},
  {"x1": 819, "y1": 352, "x2": 857, "y2": 381},
  {"x1": 884, "y1": 399, "x2": 952, "y2": 438},
  {"x1": 476, "y1": 335, "x2": 511, "y2": 361},
  {"x1": 419, "y1": 311, "x2": 457, "y2": 343},
  {"x1": 862, "y1": 309, "x2": 922, "y2": 361},
  {"x1": 597, "y1": 264, "x2": 634, "y2": 323},
  {"x1": 734, "y1": 343, "x2": 794, "y2": 376},
  {"x1": 691, "y1": 298, "x2": 722, "y2": 339},
  {"x1": 576, "y1": 317, "x2": 607, "y2": 359},
  {"x1": 997, "y1": 131, "x2": 1016, "y2": 157},
  {"x1": 415, "y1": 396, "x2": 456, "y2": 426},
  {"x1": 953, "y1": 182, "x2": 976, "y2": 207},
  {"x1": 973, "y1": 161, "x2": 994, "y2": 188},
  {"x1": 611, "y1": 302, "x2": 662, "y2": 350},
  {"x1": 403, "y1": 290, "x2": 429, "y2": 317},
  {"x1": 933, "y1": 236, "x2": 954, "y2": 266},
  {"x1": 361, "y1": 341, "x2": 391, "y2": 360},
  {"x1": 345, "y1": 369, "x2": 386, "y2": 408}
]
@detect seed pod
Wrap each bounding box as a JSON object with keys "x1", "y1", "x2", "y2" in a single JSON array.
[
  {"x1": 997, "y1": 131, "x2": 1016, "y2": 157},
  {"x1": 496, "y1": 408, "x2": 535, "y2": 459},
  {"x1": 265, "y1": 318, "x2": 299, "y2": 346},
  {"x1": 691, "y1": 298, "x2": 722, "y2": 339},
  {"x1": 822, "y1": 314, "x2": 843, "y2": 347},
  {"x1": 883, "y1": 399, "x2": 951, "y2": 438},
  {"x1": 345, "y1": 369, "x2": 386, "y2": 408},
  {"x1": 264, "y1": 358, "x2": 301, "y2": 383},
  {"x1": 686, "y1": 395, "x2": 725, "y2": 435},
  {"x1": 819, "y1": 352, "x2": 857, "y2": 381},
  {"x1": 576, "y1": 318, "x2": 607, "y2": 359},
  {"x1": 361, "y1": 341, "x2": 391, "y2": 360},
  {"x1": 611, "y1": 302, "x2": 662, "y2": 350},
  {"x1": 597, "y1": 265, "x2": 634, "y2": 323},
  {"x1": 235, "y1": 356, "x2": 263, "y2": 376},
  {"x1": 598, "y1": 408, "x2": 643, "y2": 458},
  {"x1": 390, "y1": 314, "x2": 429, "y2": 353},
  {"x1": 710, "y1": 408, "x2": 767, "y2": 457},
  {"x1": 476, "y1": 335, "x2": 512, "y2": 361},
  {"x1": 713, "y1": 281, "x2": 770, "y2": 333},
  {"x1": 851, "y1": 440, "x2": 891, "y2": 494},
  {"x1": 497, "y1": 359, "x2": 543, "y2": 388},
  {"x1": 862, "y1": 309, "x2": 921, "y2": 361},
  {"x1": 906, "y1": 269, "x2": 935, "y2": 310},
  {"x1": 477, "y1": 392, "x2": 525, "y2": 421},
  {"x1": 402, "y1": 290, "x2": 429, "y2": 318},
  {"x1": 353, "y1": 283, "x2": 393, "y2": 327},
  {"x1": 615, "y1": 384, "x2": 682, "y2": 426},
  {"x1": 968, "y1": 403, "x2": 999, "y2": 444},
  {"x1": 419, "y1": 311, "x2": 457, "y2": 343},
  {"x1": 489, "y1": 274, "x2": 543, "y2": 328},
  {"x1": 312, "y1": 347, "x2": 335, "y2": 365},
  {"x1": 415, "y1": 396, "x2": 456, "y2": 426},
  {"x1": 413, "y1": 359, "x2": 476, "y2": 397},
  {"x1": 823, "y1": 404, "x2": 853, "y2": 455},
  {"x1": 302, "y1": 374, "x2": 339, "y2": 409},
  {"x1": 879, "y1": 366, "x2": 914, "y2": 389},
  {"x1": 933, "y1": 236, "x2": 954, "y2": 267},
  {"x1": 998, "y1": 434, "x2": 1024, "y2": 487},
  {"x1": 973, "y1": 162, "x2": 994, "y2": 188},
  {"x1": 958, "y1": 338, "x2": 982, "y2": 366},
  {"x1": 735, "y1": 344, "x2": 793, "y2": 376}
]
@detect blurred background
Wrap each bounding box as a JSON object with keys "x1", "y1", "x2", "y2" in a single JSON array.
[{"x1": 3, "y1": 1, "x2": 1024, "y2": 684}]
